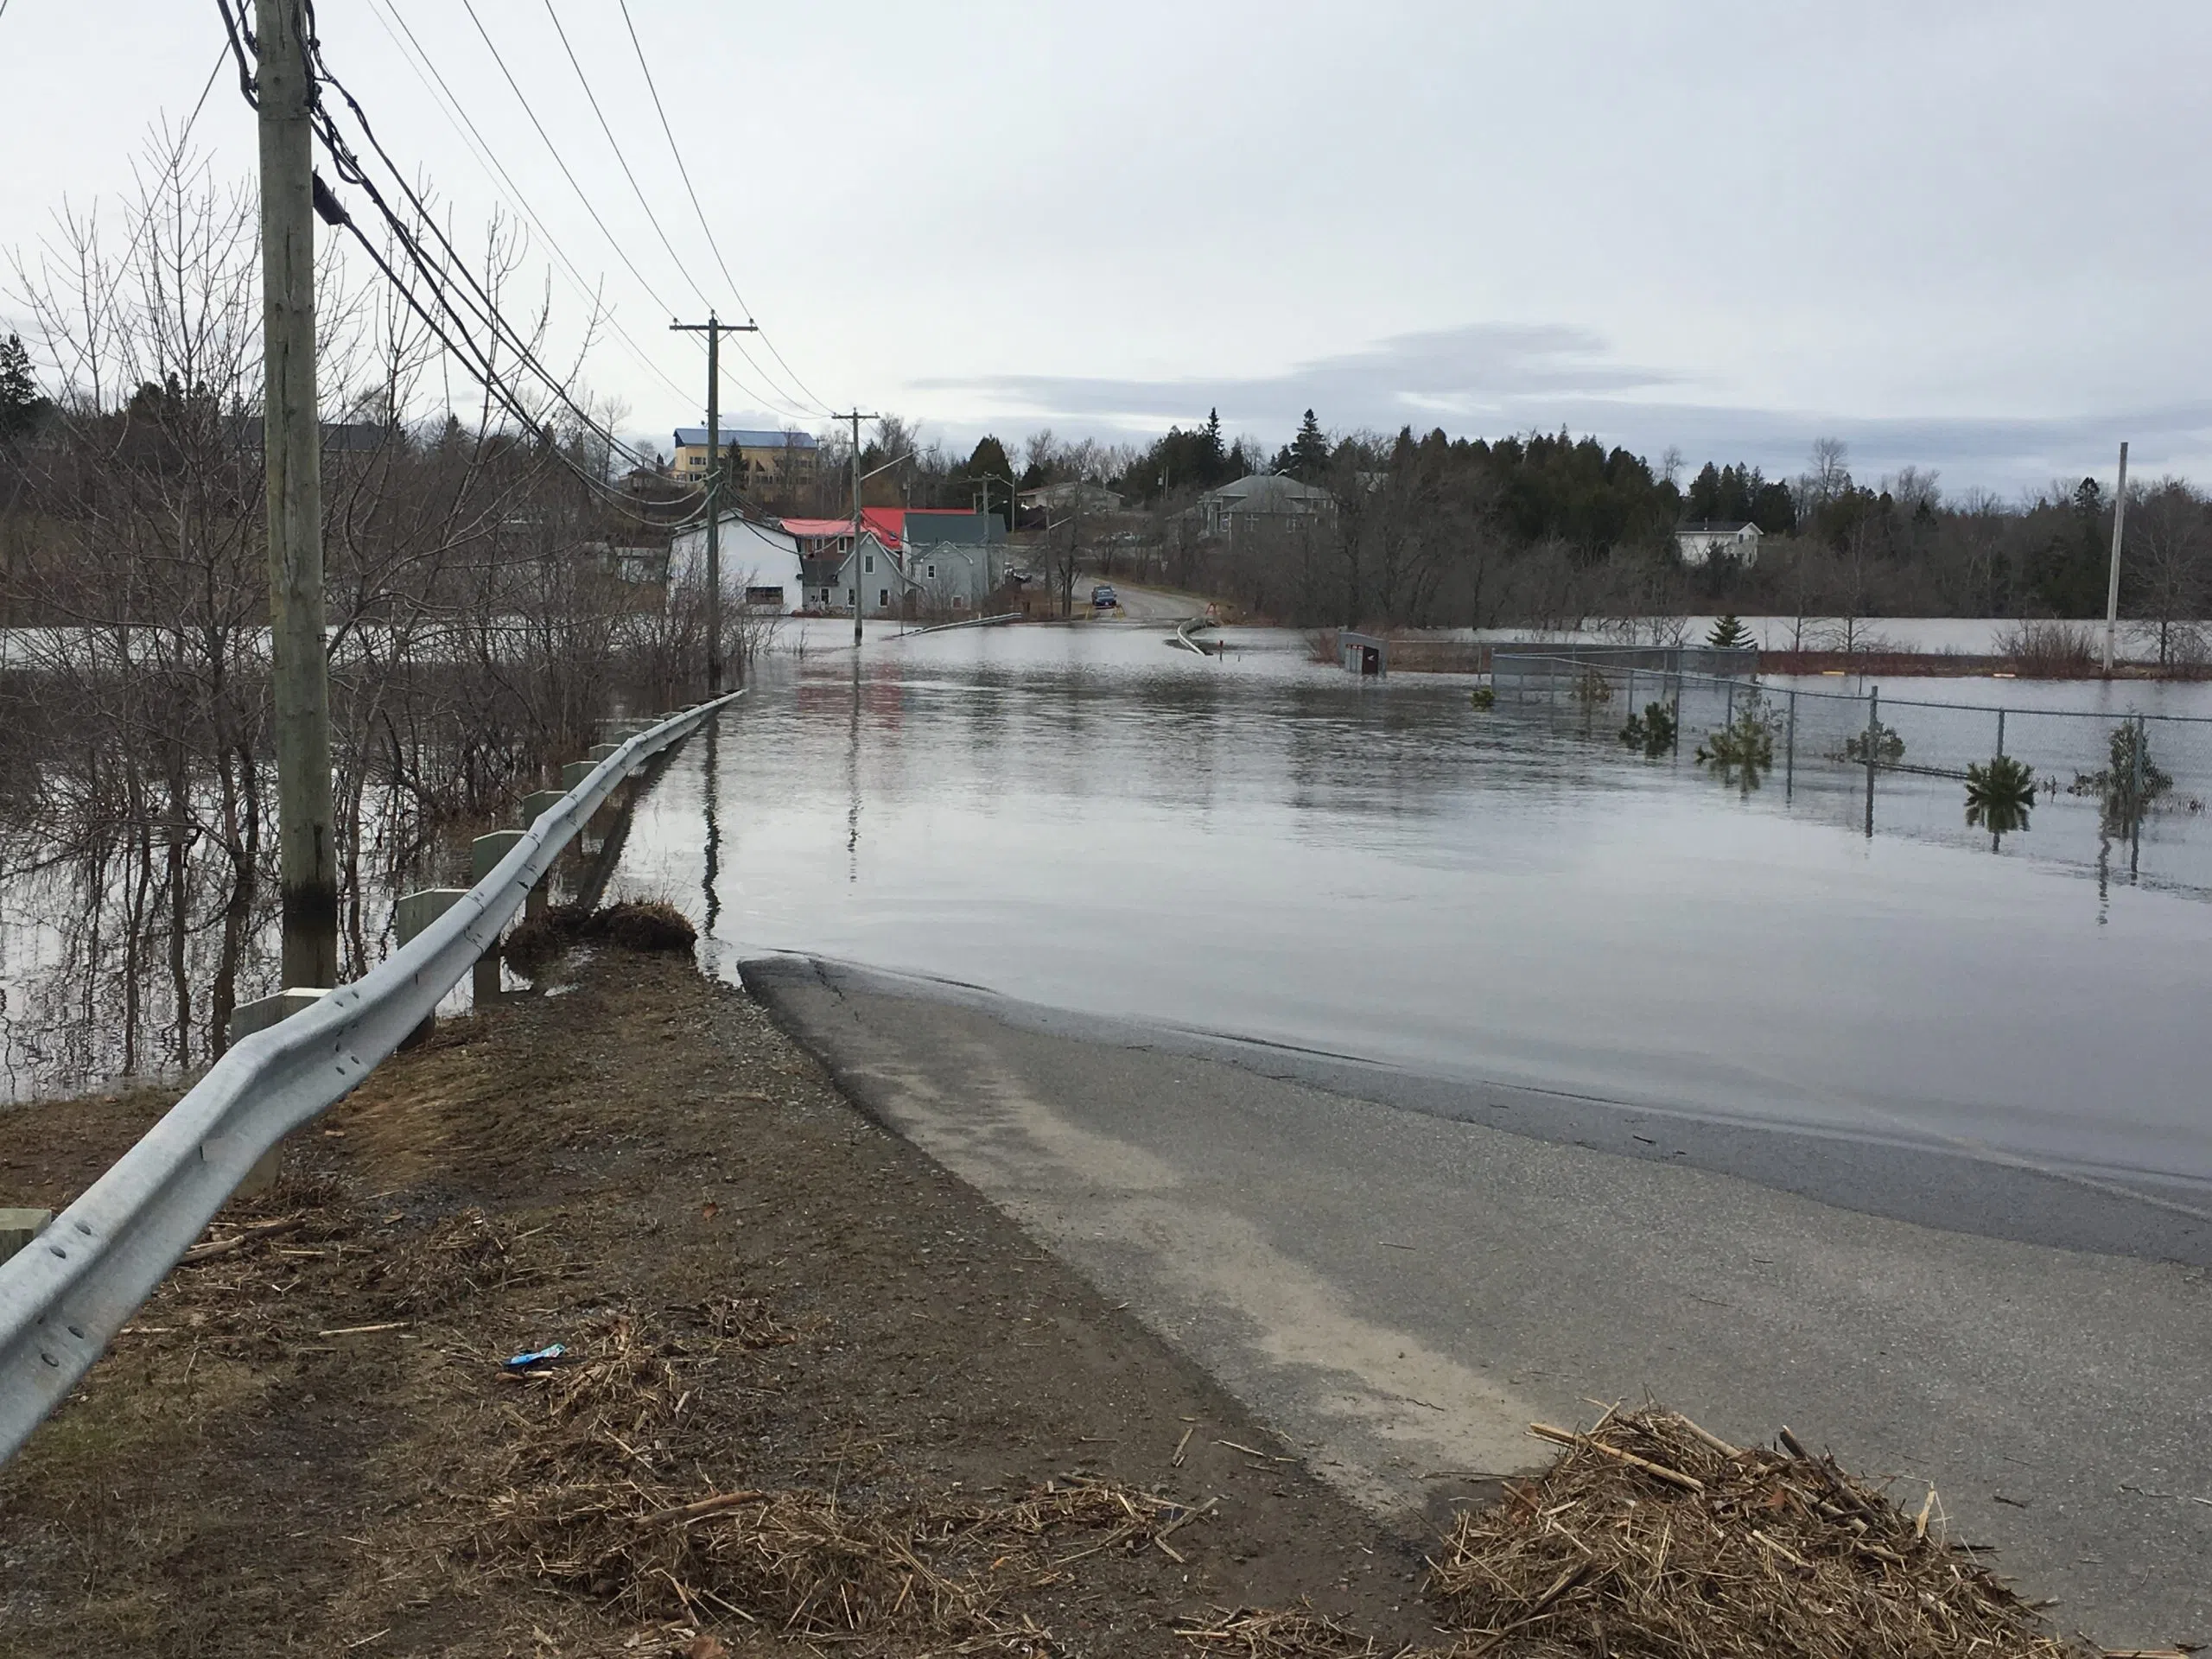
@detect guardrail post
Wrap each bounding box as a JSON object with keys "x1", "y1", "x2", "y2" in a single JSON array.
[
  {"x1": 518, "y1": 791, "x2": 564, "y2": 919},
  {"x1": 470, "y1": 832, "x2": 525, "y2": 1004},
  {"x1": 396, "y1": 887, "x2": 467, "y2": 1046},
  {"x1": 1, "y1": 1210, "x2": 52, "y2": 1265},
  {"x1": 227, "y1": 988, "x2": 331, "y2": 1198},
  {"x1": 559, "y1": 761, "x2": 600, "y2": 854}
]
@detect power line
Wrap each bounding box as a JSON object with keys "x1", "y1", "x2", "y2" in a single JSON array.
[
  {"x1": 615, "y1": 0, "x2": 835, "y2": 418},
  {"x1": 361, "y1": 0, "x2": 699, "y2": 413},
  {"x1": 441, "y1": 0, "x2": 805, "y2": 421},
  {"x1": 454, "y1": 1, "x2": 681, "y2": 338},
  {"x1": 538, "y1": 0, "x2": 709, "y2": 312}
]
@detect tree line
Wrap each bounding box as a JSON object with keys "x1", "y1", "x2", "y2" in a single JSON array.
[{"x1": 787, "y1": 404, "x2": 2203, "y2": 650}]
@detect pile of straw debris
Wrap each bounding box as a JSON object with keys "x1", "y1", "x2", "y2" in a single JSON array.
[{"x1": 1427, "y1": 1406, "x2": 2089, "y2": 1658}]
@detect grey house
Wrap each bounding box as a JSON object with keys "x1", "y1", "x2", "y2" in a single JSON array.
[
  {"x1": 900, "y1": 511, "x2": 1006, "y2": 613},
  {"x1": 1198, "y1": 473, "x2": 1335, "y2": 542}
]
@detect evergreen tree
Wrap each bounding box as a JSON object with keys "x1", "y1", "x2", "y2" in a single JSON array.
[
  {"x1": 1203, "y1": 407, "x2": 1224, "y2": 473},
  {"x1": 1707, "y1": 613, "x2": 1753, "y2": 651},
  {"x1": 1288, "y1": 408, "x2": 1329, "y2": 479},
  {"x1": 0, "y1": 334, "x2": 44, "y2": 441}
]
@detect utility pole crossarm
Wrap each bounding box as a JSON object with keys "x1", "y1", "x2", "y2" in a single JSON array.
[{"x1": 670, "y1": 315, "x2": 759, "y2": 696}]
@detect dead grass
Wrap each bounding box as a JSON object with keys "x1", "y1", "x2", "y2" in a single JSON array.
[
  {"x1": 463, "y1": 1307, "x2": 1208, "y2": 1649},
  {"x1": 1425, "y1": 1406, "x2": 2085, "y2": 1658}
]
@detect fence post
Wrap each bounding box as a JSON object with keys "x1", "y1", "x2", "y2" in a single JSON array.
[
  {"x1": 1786, "y1": 690, "x2": 1797, "y2": 800},
  {"x1": 2132, "y1": 712, "x2": 2147, "y2": 874},
  {"x1": 1864, "y1": 686, "x2": 1880, "y2": 837},
  {"x1": 1996, "y1": 708, "x2": 2005, "y2": 760}
]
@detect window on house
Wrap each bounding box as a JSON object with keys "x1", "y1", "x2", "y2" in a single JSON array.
[
  {"x1": 864, "y1": 554, "x2": 874, "y2": 573},
  {"x1": 925, "y1": 564, "x2": 937, "y2": 579},
  {"x1": 878, "y1": 588, "x2": 889, "y2": 607}
]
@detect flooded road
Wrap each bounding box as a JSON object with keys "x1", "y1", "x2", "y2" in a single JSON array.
[{"x1": 619, "y1": 622, "x2": 2212, "y2": 1192}]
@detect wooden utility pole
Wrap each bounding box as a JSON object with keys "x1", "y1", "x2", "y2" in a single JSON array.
[
  {"x1": 2101, "y1": 440, "x2": 2130, "y2": 677},
  {"x1": 257, "y1": 0, "x2": 336, "y2": 988},
  {"x1": 671, "y1": 315, "x2": 758, "y2": 695},
  {"x1": 835, "y1": 410, "x2": 880, "y2": 649}
]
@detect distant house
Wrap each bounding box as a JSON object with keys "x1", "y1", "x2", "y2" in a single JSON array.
[
  {"x1": 666, "y1": 513, "x2": 805, "y2": 612},
  {"x1": 1198, "y1": 473, "x2": 1334, "y2": 543},
  {"x1": 671, "y1": 427, "x2": 820, "y2": 494},
  {"x1": 778, "y1": 508, "x2": 1001, "y2": 614},
  {"x1": 1676, "y1": 520, "x2": 1763, "y2": 566},
  {"x1": 1017, "y1": 480, "x2": 1122, "y2": 518},
  {"x1": 902, "y1": 510, "x2": 1005, "y2": 613}
]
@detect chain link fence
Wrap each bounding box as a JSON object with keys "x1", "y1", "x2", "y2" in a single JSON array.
[{"x1": 1487, "y1": 652, "x2": 2212, "y2": 893}]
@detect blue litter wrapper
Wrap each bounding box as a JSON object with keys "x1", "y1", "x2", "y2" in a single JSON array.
[{"x1": 504, "y1": 1343, "x2": 566, "y2": 1370}]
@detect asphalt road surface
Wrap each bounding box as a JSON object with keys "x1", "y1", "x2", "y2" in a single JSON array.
[{"x1": 742, "y1": 953, "x2": 2212, "y2": 1649}]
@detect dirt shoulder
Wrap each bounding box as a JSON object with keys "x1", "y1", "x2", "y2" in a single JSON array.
[{"x1": 0, "y1": 945, "x2": 1445, "y2": 1657}]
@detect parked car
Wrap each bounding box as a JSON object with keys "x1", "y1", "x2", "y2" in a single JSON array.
[{"x1": 1090, "y1": 583, "x2": 1118, "y2": 611}]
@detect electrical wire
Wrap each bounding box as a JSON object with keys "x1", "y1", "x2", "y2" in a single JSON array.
[
  {"x1": 360, "y1": 0, "x2": 696, "y2": 413},
  {"x1": 537, "y1": 0, "x2": 708, "y2": 313},
  {"x1": 399, "y1": 0, "x2": 802, "y2": 422},
  {"x1": 283, "y1": 10, "x2": 684, "y2": 511},
  {"x1": 614, "y1": 0, "x2": 836, "y2": 418}
]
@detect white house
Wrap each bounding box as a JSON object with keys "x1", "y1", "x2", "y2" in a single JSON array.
[
  {"x1": 1675, "y1": 520, "x2": 1763, "y2": 567},
  {"x1": 667, "y1": 513, "x2": 806, "y2": 612}
]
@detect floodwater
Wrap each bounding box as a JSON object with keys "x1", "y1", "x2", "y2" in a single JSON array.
[{"x1": 617, "y1": 622, "x2": 2212, "y2": 1191}]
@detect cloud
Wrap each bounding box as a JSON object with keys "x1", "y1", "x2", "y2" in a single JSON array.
[
  {"x1": 906, "y1": 321, "x2": 2212, "y2": 493},
  {"x1": 911, "y1": 322, "x2": 1678, "y2": 429}
]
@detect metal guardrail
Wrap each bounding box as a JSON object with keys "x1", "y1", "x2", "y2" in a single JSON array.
[{"x1": 0, "y1": 691, "x2": 741, "y2": 1465}]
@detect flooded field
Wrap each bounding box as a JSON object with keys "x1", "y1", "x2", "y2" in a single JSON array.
[{"x1": 617, "y1": 623, "x2": 2212, "y2": 1192}]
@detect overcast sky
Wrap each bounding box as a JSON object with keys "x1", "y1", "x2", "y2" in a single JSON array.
[{"x1": 4, "y1": 1, "x2": 2209, "y2": 493}]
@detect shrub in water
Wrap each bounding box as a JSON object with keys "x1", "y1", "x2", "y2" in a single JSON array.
[
  {"x1": 1695, "y1": 692, "x2": 1780, "y2": 787},
  {"x1": 1842, "y1": 721, "x2": 1906, "y2": 766},
  {"x1": 1619, "y1": 701, "x2": 1676, "y2": 758},
  {"x1": 1965, "y1": 753, "x2": 2035, "y2": 840},
  {"x1": 1470, "y1": 684, "x2": 1496, "y2": 711},
  {"x1": 2068, "y1": 721, "x2": 2172, "y2": 833}
]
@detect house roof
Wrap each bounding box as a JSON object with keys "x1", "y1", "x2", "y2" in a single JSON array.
[
  {"x1": 1205, "y1": 473, "x2": 1332, "y2": 507},
  {"x1": 902, "y1": 510, "x2": 997, "y2": 544},
  {"x1": 672, "y1": 428, "x2": 819, "y2": 449},
  {"x1": 775, "y1": 510, "x2": 909, "y2": 552},
  {"x1": 1678, "y1": 519, "x2": 1760, "y2": 535}
]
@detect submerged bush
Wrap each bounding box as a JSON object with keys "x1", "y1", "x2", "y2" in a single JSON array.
[
  {"x1": 1843, "y1": 721, "x2": 1907, "y2": 766},
  {"x1": 2069, "y1": 721, "x2": 2172, "y2": 833},
  {"x1": 1965, "y1": 753, "x2": 2036, "y2": 840},
  {"x1": 1619, "y1": 701, "x2": 1676, "y2": 758},
  {"x1": 1695, "y1": 693, "x2": 1780, "y2": 788}
]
